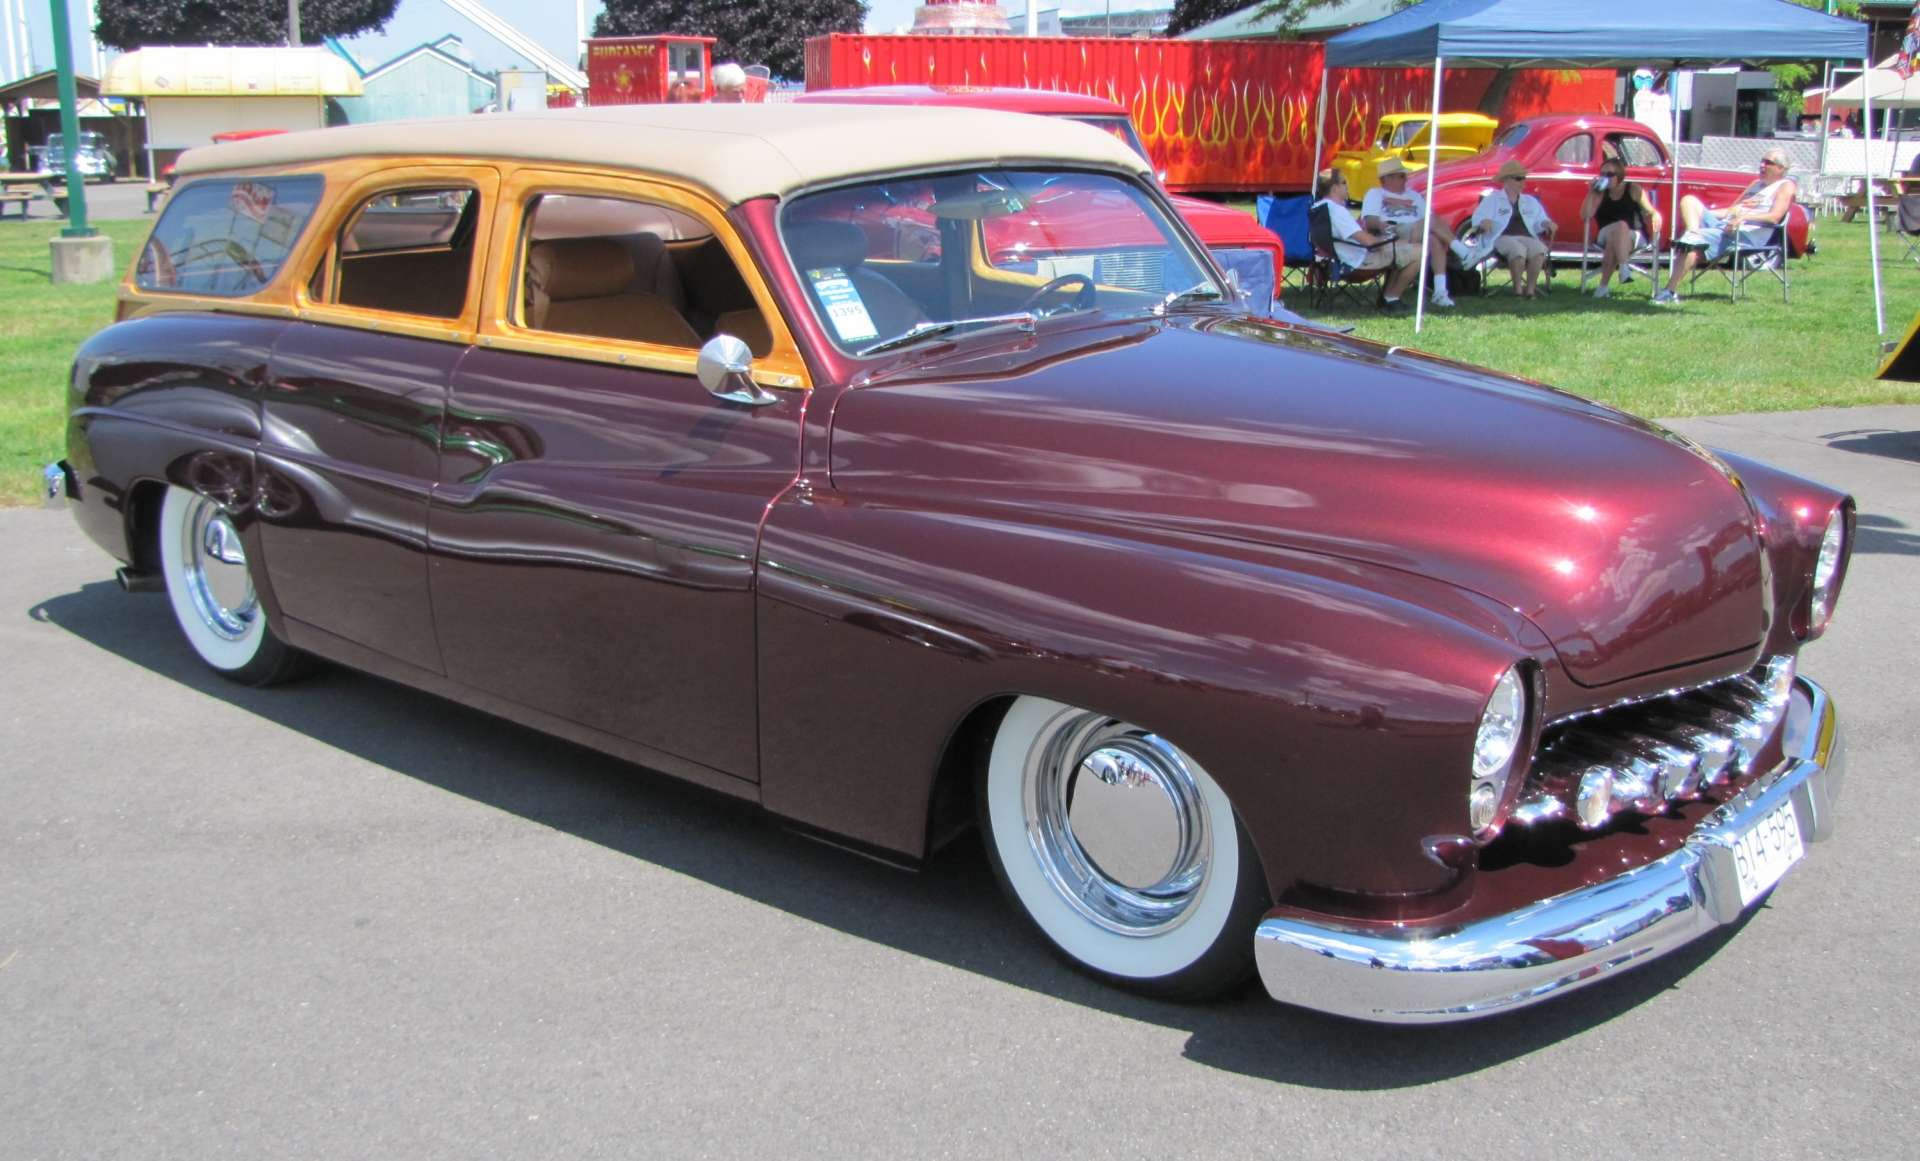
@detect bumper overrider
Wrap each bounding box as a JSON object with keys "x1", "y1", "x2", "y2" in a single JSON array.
[{"x1": 1254, "y1": 676, "x2": 1844, "y2": 1024}]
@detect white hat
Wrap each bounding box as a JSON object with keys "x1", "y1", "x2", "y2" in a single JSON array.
[{"x1": 714, "y1": 62, "x2": 747, "y2": 91}]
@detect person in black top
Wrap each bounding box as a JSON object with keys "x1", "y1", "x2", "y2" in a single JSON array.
[{"x1": 1580, "y1": 159, "x2": 1664, "y2": 299}]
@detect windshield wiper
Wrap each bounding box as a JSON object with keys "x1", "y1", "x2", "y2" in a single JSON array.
[
  {"x1": 856, "y1": 312, "x2": 1036, "y2": 357},
  {"x1": 1153, "y1": 283, "x2": 1225, "y2": 314}
]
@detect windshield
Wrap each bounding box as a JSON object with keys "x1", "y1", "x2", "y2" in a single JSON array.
[
  {"x1": 1064, "y1": 115, "x2": 1152, "y2": 165},
  {"x1": 781, "y1": 168, "x2": 1221, "y2": 356},
  {"x1": 1388, "y1": 120, "x2": 1428, "y2": 148}
]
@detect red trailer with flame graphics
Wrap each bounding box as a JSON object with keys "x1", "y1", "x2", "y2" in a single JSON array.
[{"x1": 804, "y1": 34, "x2": 1615, "y2": 194}]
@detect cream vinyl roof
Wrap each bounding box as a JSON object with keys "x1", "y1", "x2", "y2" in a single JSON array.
[{"x1": 172, "y1": 103, "x2": 1154, "y2": 203}]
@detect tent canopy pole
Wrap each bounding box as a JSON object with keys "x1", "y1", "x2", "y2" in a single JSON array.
[
  {"x1": 1414, "y1": 55, "x2": 1442, "y2": 333},
  {"x1": 1311, "y1": 68, "x2": 1328, "y2": 185},
  {"x1": 1865, "y1": 55, "x2": 1885, "y2": 336}
]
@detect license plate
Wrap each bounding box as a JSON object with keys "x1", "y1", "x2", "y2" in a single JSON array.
[{"x1": 1732, "y1": 800, "x2": 1805, "y2": 906}]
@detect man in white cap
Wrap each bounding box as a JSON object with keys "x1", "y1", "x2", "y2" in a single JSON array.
[{"x1": 1360, "y1": 156, "x2": 1458, "y2": 308}]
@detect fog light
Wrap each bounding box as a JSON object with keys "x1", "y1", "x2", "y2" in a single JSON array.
[
  {"x1": 1576, "y1": 766, "x2": 1614, "y2": 829},
  {"x1": 1468, "y1": 781, "x2": 1499, "y2": 831}
]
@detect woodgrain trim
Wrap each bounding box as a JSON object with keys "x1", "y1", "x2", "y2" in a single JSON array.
[
  {"x1": 290, "y1": 163, "x2": 503, "y2": 346},
  {"x1": 478, "y1": 165, "x2": 812, "y2": 391}
]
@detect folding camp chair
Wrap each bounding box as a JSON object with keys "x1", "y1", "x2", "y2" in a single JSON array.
[
  {"x1": 1897, "y1": 192, "x2": 1920, "y2": 265},
  {"x1": 1687, "y1": 222, "x2": 1789, "y2": 303},
  {"x1": 1257, "y1": 193, "x2": 1316, "y2": 298},
  {"x1": 1305, "y1": 201, "x2": 1393, "y2": 308},
  {"x1": 1577, "y1": 218, "x2": 1657, "y2": 298}
]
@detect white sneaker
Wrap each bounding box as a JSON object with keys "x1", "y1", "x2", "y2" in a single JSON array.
[
  {"x1": 1592, "y1": 284, "x2": 1611, "y2": 299},
  {"x1": 1652, "y1": 288, "x2": 1678, "y2": 305},
  {"x1": 1430, "y1": 293, "x2": 1455, "y2": 308},
  {"x1": 1620, "y1": 268, "x2": 1634, "y2": 283}
]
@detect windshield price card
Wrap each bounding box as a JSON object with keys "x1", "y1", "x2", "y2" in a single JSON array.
[
  {"x1": 1731, "y1": 799, "x2": 1805, "y2": 906},
  {"x1": 807, "y1": 267, "x2": 879, "y2": 344}
]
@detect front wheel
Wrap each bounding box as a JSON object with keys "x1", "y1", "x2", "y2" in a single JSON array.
[
  {"x1": 158, "y1": 485, "x2": 308, "y2": 685},
  {"x1": 978, "y1": 697, "x2": 1270, "y2": 999}
]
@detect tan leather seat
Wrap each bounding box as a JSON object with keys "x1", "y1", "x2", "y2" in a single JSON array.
[{"x1": 525, "y1": 237, "x2": 700, "y2": 348}]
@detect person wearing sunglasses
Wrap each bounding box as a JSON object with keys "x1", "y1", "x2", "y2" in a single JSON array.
[
  {"x1": 1457, "y1": 160, "x2": 1557, "y2": 298},
  {"x1": 1580, "y1": 159, "x2": 1663, "y2": 298},
  {"x1": 1655, "y1": 149, "x2": 1796, "y2": 304}
]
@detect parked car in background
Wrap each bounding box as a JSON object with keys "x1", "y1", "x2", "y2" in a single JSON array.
[
  {"x1": 33, "y1": 130, "x2": 116, "y2": 182},
  {"x1": 794, "y1": 86, "x2": 1286, "y2": 313},
  {"x1": 1417, "y1": 113, "x2": 1813, "y2": 256},
  {"x1": 1331, "y1": 111, "x2": 1499, "y2": 200},
  {"x1": 53, "y1": 104, "x2": 1852, "y2": 1025}
]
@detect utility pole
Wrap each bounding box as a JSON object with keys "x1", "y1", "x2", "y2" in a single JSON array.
[
  {"x1": 288, "y1": 0, "x2": 302, "y2": 46},
  {"x1": 49, "y1": 0, "x2": 114, "y2": 282}
]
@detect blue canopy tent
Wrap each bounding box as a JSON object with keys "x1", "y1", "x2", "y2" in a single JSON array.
[{"x1": 1313, "y1": 0, "x2": 1872, "y2": 331}]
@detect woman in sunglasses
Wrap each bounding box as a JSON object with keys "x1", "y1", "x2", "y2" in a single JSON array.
[{"x1": 1580, "y1": 159, "x2": 1663, "y2": 299}]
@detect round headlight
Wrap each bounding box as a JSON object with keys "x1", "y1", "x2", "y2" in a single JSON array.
[
  {"x1": 1469, "y1": 665, "x2": 1527, "y2": 835},
  {"x1": 1473, "y1": 666, "x2": 1525, "y2": 780},
  {"x1": 1810, "y1": 510, "x2": 1845, "y2": 631}
]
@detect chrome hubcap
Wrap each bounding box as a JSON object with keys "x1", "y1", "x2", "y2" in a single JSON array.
[
  {"x1": 180, "y1": 496, "x2": 257, "y2": 641},
  {"x1": 1023, "y1": 711, "x2": 1211, "y2": 937}
]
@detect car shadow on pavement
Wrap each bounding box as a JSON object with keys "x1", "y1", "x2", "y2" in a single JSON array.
[
  {"x1": 1822, "y1": 427, "x2": 1920, "y2": 465},
  {"x1": 30, "y1": 578, "x2": 1754, "y2": 1089}
]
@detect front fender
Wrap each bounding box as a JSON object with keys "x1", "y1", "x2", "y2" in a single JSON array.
[{"x1": 755, "y1": 491, "x2": 1535, "y2": 911}]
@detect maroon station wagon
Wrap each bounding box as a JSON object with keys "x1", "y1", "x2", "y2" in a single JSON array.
[{"x1": 51, "y1": 104, "x2": 1852, "y2": 1023}]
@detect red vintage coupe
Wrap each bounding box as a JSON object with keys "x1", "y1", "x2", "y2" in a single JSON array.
[
  {"x1": 52, "y1": 105, "x2": 1850, "y2": 1024},
  {"x1": 1416, "y1": 113, "x2": 1812, "y2": 256}
]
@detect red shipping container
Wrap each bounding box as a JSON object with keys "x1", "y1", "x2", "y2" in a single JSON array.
[{"x1": 804, "y1": 34, "x2": 1615, "y2": 193}]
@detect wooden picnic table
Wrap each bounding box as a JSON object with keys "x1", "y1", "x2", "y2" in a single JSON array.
[{"x1": 0, "y1": 171, "x2": 69, "y2": 220}]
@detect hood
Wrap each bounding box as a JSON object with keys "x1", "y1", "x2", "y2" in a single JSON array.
[
  {"x1": 828, "y1": 316, "x2": 1767, "y2": 688},
  {"x1": 1168, "y1": 193, "x2": 1274, "y2": 248}
]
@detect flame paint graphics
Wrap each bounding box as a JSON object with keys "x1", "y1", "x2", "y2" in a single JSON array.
[{"x1": 813, "y1": 36, "x2": 1613, "y2": 192}]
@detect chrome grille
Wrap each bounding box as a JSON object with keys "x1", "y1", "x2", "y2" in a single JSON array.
[{"x1": 1510, "y1": 656, "x2": 1795, "y2": 830}]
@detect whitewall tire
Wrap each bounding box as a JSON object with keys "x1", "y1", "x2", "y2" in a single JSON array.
[
  {"x1": 158, "y1": 485, "x2": 306, "y2": 685},
  {"x1": 978, "y1": 696, "x2": 1269, "y2": 998}
]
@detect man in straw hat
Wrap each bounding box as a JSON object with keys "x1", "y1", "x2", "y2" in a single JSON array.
[{"x1": 1361, "y1": 156, "x2": 1461, "y2": 308}]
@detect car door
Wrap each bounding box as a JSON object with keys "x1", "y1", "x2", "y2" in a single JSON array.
[
  {"x1": 258, "y1": 165, "x2": 499, "y2": 674},
  {"x1": 426, "y1": 169, "x2": 812, "y2": 784}
]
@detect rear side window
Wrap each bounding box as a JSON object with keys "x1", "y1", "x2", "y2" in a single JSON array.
[
  {"x1": 136, "y1": 175, "x2": 323, "y2": 296},
  {"x1": 1555, "y1": 133, "x2": 1594, "y2": 165}
]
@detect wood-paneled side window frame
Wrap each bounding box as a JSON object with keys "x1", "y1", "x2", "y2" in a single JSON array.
[
  {"x1": 476, "y1": 166, "x2": 810, "y2": 392},
  {"x1": 295, "y1": 164, "x2": 502, "y2": 345}
]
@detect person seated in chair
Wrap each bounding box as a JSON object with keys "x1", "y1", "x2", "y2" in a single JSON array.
[
  {"x1": 1655, "y1": 149, "x2": 1796, "y2": 304},
  {"x1": 1580, "y1": 158, "x2": 1663, "y2": 299},
  {"x1": 1360, "y1": 157, "x2": 1457, "y2": 307},
  {"x1": 1457, "y1": 161, "x2": 1557, "y2": 299},
  {"x1": 1312, "y1": 170, "x2": 1424, "y2": 313}
]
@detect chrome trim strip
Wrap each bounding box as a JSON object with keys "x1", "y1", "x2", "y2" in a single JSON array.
[{"x1": 1252, "y1": 676, "x2": 1841, "y2": 1024}]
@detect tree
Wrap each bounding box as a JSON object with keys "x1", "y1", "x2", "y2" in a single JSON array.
[
  {"x1": 95, "y1": 0, "x2": 399, "y2": 51},
  {"x1": 595, "y1": 1, "x2": 867, "y2": 82},
  {"x1": 1768, "y1": 2, "x2": 1864, "y2": 122},
  {"x1": 1165, "y1": 1, "x2": 1257, "y2": 38}
]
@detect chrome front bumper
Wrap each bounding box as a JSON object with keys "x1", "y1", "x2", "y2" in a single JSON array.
[{"x1": 1254, "y1": 676, "x2": 1844, "y2": 1024}]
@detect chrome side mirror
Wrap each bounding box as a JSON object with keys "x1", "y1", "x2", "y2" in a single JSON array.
[{"x1": 696, "y1": 334, "x2": 776, "y2": 406}]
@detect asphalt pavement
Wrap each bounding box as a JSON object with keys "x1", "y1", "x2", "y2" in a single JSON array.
[
  {"x1": 11, "y1": 177, "x2": 156, "y2": 223},
  {"x1": 3, "y1": 407, "x2": 1917, "y2": 1159}
]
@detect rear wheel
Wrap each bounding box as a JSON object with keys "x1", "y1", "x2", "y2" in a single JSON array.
[
  {"x1": 158, "y1": 485, "x2": 308, "y2": 685},
  {"x1": 978, "y1": 697, "x2": 1269, "y2": 999}
]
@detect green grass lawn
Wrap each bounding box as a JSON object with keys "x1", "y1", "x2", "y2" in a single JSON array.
[
  {"x1": 1285, "y1": 217, "x2": 1920, "y2": 416},
  {"x1": 2, "y1": 219, "x2": 148, "y2": 505},
  {"x1": 3, "y1": 216, "x2": 1919, "y2": 506}
]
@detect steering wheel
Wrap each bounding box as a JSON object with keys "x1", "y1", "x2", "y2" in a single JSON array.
[{"x1": 1019, "y1": 273, "x2": 1096, "y2": 317}]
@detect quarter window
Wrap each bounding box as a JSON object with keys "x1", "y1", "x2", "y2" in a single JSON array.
[
  {"x1": 1555, "y1": 134, "x2": 1594, "y2": 165},
  {"x1": 135, "y1": 174, "x2": 324, "y2": 296},
  {"x1": 325, "y1": 186, "x2": 479, "y2": 318},
  {"x1": 515, "y1": 192, "x2": 771, "y2": 355}
]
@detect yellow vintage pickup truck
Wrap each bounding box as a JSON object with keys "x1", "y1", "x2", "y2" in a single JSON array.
[{"x1": 1331, "y1": 112, "x2": 1499, "y2": 200}]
